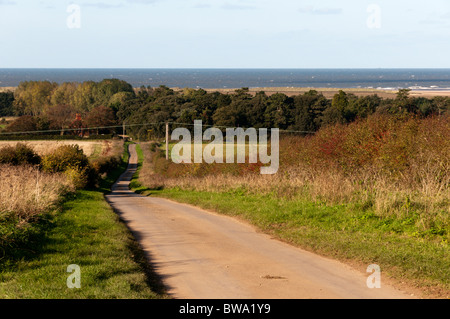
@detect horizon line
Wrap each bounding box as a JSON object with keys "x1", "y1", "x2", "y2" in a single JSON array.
[{"x1": 1, "y1": 67, "x2": 450, "y2": 70}]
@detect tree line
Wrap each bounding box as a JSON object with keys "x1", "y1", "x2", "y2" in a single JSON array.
[{"x1": 1, "y1": 79, "x2": 449, "y2": 139}]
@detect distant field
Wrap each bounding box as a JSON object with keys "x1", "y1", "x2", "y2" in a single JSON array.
[
  {"x1": 162, "y1": 142, "x2": 270, "y2": 163},
  {"x1": 4, "y1": 85, "x2": 450, "y2": 98},
  {"x1": 0, "y1": 87, "x2": 16, "y2": 93},
  {"x1": 202, "y1": 87, "x2": 450, "y2": 99},
  {"x1": 202, "y1": 87, "x2": 399, "y2": 99},
  {"x1": 0, "y1": 140, "x2": 122, "y2": 158},
  {"x1": 0, "y1": 116, "x2": 18, "y2": 121}
]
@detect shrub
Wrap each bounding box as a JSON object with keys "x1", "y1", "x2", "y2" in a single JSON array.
[
  {"x1": 41, "y1": 144, "x2": 89, "y2": 173},
  {"x1": 5, "y1": 115, "x2": 37, "y2": 133},
  {"x1": 0, "y1": 143, "x2": 41, "y2": 166},
  {"x1": 41, "y1": 144, "x2": 98, "y2": 188},
  {"x1": 91, "y1": 155, "x2": 122, "y2": 175},
  {"x1": 64, "y1": 166, "x2": 91, "y2": 189}
]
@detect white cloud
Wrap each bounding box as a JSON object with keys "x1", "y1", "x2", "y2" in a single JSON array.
[
  {"x1": 82, "y1": 1, "x2": 125, "y2": 9},
  {"x1": 82, "y1": 0, "x2": 160, "y2": 9},
  {"x1": 221, "y1": 3, "x2": 256, "y2": 10},
  {"x1": 0, "y1": 0, "x2": 16, "y2": 5},
  {"x1": 126, "y1": 0, "x2": 160, "y2": 4},
  {"x1": 193, "y1": 3, "x2": 212, "y2": 9},
  {"x1": 298, "y1": 6, "x2": 342, "y2": 15}
]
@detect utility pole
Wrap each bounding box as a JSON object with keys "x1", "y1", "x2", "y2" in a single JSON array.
[{"x1": 165, "y1": 122, "x2": 169, "y2": 160}]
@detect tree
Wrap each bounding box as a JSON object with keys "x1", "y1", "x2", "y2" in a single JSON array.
[
  {"x1": 319, "y1": 90, "x2": 351, "y2": 125},
  {"x1": 264, "y1": 93, "x2": 293, "y2": 129},
  {"x1": 320, "y1": 105, "x2": 344, "y2": 127},
  {"x1": 413, "y1": 97, "x2": 433, "y2": 117},
  {"x1": 352, "y1": 94, "x2": 381, "y2": 118},
  {"x1": 109, "y1": 91, "x2": 136, "y2": 119},
  {"x1": 152, "y1": 85, "x2": 174, "y2": 99},
  {"x1": 247, "y1": 91, "x2": 268, "y2": 129},
  {"x1": 431, "y1": 96, "x2": 450, "y2": 115},
  {"x1": 69, "y1": 113, "x2": 86, "y2": 137},
  {"x1": 85, "y1": 105, "x2": 116, "y2": 135},
  {"x1": 292, "y1": 91, "x2": 328, "y2": 132},
  {"x1": 331, "y1": 90, "x2": 349, "y2": 112},
  {"x1": 213, "y1": 102, "x2": 248, "y2": 128},
  {"x1": 13, "y1": 81, "x2": 57, "y2": 116},
  {"x1": 46, "y1": 104, "x2": 77, "y2": 135},
  {"x1": 50, "y1": 82, "x2": 77, "y2": 108},
  {"x1": 176, "y1": 102, "x2": 199, "y2": 124},
  {"x1": 394, "y1": 89, "x2": 413, "y2": 113},
  {"x1": 72, "y1": 81, "x2": 96, "y2": 112},
  {"x1": 92, "y1": 79, "x2": 135, "y2": 107},
  {"x1": 0, "y1": 91, "x2": 14, "y2": 117},
  {"x1": 5, "y1": 115, "x2": 38, "y2": 133}
]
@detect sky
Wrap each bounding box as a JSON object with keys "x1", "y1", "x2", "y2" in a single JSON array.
[{"x1": 1, "y1": 0, "x2": 450, "y2": 68}]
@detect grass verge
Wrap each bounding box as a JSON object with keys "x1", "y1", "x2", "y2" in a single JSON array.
[
  {"x1": 129, "y1": 143, "x2": 144, "y2": 191},
  {"x1": 0, "y1": 141, "x2": 167, "y2": 299}
]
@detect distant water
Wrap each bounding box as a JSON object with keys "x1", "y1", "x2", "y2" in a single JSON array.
[{"x1": 1, "y1": 68, "x2": 450, "y2": 90}]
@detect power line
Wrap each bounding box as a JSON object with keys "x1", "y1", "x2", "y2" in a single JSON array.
[
  {"x1": 164, "y1": 122, "x2": 316, "y2": 134},
  {"x1": 0, "y1": 123, "x2": 162, "y2": 136},
  {"x1": 0, "y1": 121, "x2": 316, "y2": 136}
]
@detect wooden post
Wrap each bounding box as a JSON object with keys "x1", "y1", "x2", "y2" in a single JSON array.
[
  {"x1": 123, "y1": 122, "x2": 125, "y2": 139},
  {"x1": 165, "y1": 122, "x2": 169, "y2": 160}
]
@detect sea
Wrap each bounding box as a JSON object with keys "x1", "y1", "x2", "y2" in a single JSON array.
[{"x1": 1, "y1": 68, "x2": 450, "y2": 90}]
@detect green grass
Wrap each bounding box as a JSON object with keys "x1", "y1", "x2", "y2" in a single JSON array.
[
  {"x1": 129, "y1": 143, "x2": 144, "y2": 191},
  {"x1": 87, "y1": 143, "x2": 104, "y2": 161},
  {"x1": 133, "y1": 187, "x2": 449, "y2": 298},
  {"x1": 0, "y1": 141, "x2": 167, "y2": 299}
]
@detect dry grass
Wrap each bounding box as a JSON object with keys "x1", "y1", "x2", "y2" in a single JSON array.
[
  {"x1": 141, "y1": 163, "x2": 448, "y2": 219},
  {"x1": 0, "y1": 164, "x2": 74, "y2": 223},
  {"x1": 0, "y1": 116, "x2": 18, "y2": 122},
  {"x1": 0, "y1": 140, "x2": 122, "y2": 158},
  {"x1": 0, "y1": 87, "x2": 16, "y2": 93},
  {"x1": 200, "y1": 87, "x2": 399, "y2": 99},
  {"x1": 100, "y1": 140, "x2": 124, "y2": 158}
]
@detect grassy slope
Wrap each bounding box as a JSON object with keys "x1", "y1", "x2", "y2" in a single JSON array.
[
  {"x1": 132, "y1": 143, "x2": 449, "y2": 299},
  {"x1": 0, "y1": 142, "x2": 167, "y2": 299}
]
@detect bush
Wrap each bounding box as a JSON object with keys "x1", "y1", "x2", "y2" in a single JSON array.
[
  {"x1": 4, "y1": 115, "x2": 37, "y2": 133},
  {"x1": 63, "y1": 166, "x2": 93, "y2": 189},
  {"x1": 41, "y1": 145, "x2": 98, "y2": 188},
  {"x1": 0, "y1": 143, "x2": 41, "y2": 165},
  {"x1": 91, "y1": 155, "x2": 122, "y2": 175},
  {"x1": 41, "y1": 145, "x2": 89, "y2": 173}
]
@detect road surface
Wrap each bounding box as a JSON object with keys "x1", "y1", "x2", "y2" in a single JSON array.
[{"x1": 105, "y1": 144, "x2": 414, "y2": 299}]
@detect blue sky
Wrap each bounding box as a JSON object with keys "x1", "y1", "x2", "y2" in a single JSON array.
[{"x1": 1, "y1": 0, "x2": 450, "y2": 68}]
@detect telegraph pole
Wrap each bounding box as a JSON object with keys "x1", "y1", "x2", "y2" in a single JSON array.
[{"x1": 166, "y1": 122, "x2": 169, "y2": 160}]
